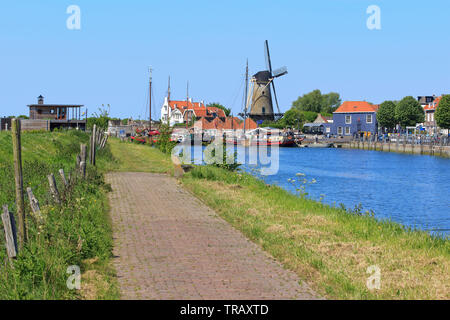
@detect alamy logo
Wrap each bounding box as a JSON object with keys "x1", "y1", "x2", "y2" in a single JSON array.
[
  {"x1": 366, "y1": 265, "x2": 381, "y2": 290},
  {"x1": 66, "y1": 265, "x2": 81, "y2": 290},
  {"x1": 366, "y1": 5, "x2": 381, "y2": 30},
  {"x1": 66, "y1": 5, "x2": 81, "y2": 30}
]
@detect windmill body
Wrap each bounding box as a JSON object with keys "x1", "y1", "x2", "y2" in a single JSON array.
[
  {"x1": 250, "y1": 71, "x2": 275, "y2": 121},
  {"x1": 247, "y1": 40, "x2": 287, "y2": 123}
]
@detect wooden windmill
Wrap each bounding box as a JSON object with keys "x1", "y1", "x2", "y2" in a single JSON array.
[{"x1": 244, "y1": 40, "x2": 288, "y2": 122}]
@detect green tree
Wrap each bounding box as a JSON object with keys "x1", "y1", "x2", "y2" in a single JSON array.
[
  {"x1": 395, "y1": 96, "x2": 424, "y2": 128},
  {"x1": 435, "y1": 95, "x2": 450, "y2": 129},
  {"x1": 321, "y1": 92, "x2": 341, "y2": 114},
  {"x1": 377, "y1": 101, "x2": 397, "y2": 131},
  {"x1": 281, "y1": 108, "x2": 306, "y2": 129},
  {"x1": 207, "y1": 103, "x2": 231, "y2": 117},
  {"x1": 87, "y1": 106, "x2": 110, "y2": 130},
  {"x1": 292, "y1": 90, "x2": 341, "y2": 114}
]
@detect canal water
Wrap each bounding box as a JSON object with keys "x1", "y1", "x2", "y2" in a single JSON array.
[
  {"x1": 180, "y1": 144, "x2": 449, "y2": 236},
  {"x1": 237, "y1": 147, "x2": 450, "y2": 236}
]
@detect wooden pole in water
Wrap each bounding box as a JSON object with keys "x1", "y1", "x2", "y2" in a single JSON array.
[{"x1": 11, "y1": 119, "x2": 26, "y2": 248}]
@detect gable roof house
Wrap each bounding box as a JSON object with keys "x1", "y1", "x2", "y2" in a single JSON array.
[
  {"x1": 423, "y1": 96, "x2": 441, "y2": 135},
  {"x1": 160, "y1": 96, "x2": 226, "y2": 127},
  {"x1": 331, "y1": 101, "x2": 379, "y2": 137}
]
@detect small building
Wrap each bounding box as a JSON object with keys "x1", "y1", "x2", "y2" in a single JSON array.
[
  {"x1": 27, "y1": 95, "x2": 86, "y2": 131},
  {"x1": 331, "y1": 101, "x2": 379, "y2": 137}
]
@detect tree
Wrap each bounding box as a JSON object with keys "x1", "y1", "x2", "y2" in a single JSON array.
[
  {"x1": 207, "y1": 103, "x2": 231, "y2": 117},
  {"x1": 436, "y1": 95, "x2": 450, "y2": 129},
  {"x1": 377, "y1": 101, "x2": 397, "y2": 131},
  {"x1": 321, "y1": 92, "x2": 341, "y2": 114},
  {"x1": 282, "y1": 108, "x2": 306, "y2": 129},
  {"x1": 87, "y1": 106, "x2": 110, "y2": 130},
  {"x1": 292, "y1": 90, "x2": 341, "y2": 114},
  {"x1": 395, "y1": 96, "x2": 424, "y2": 128}
]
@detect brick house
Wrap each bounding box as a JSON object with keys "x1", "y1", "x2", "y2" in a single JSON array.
[{"x1": 331, "y1": 101, "x2": 379, "y2": 137}]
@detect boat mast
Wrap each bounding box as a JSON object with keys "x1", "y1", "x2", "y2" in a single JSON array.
[
  {"x1": 186, "y1": 81, "x2": 189, "y2": 130},
  {"x1": 167, "y1": 76, "x2": 171, "y2": 126},
  {"x1": 149, "y1": 67, "x2": 153, "y2": 131},
  {"x1": 244, "y1": 59, "x2": 248, "y2": 134}
]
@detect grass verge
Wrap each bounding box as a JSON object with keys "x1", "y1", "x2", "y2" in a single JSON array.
[
  {"x1": 110, "y1": 138, "x2": 449, "y2": 300},
  {"x1": 0, "y1": 130, "x2": 119, "y2": 300}
]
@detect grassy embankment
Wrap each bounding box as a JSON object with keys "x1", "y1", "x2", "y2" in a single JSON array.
[
  {"x1": 109, "y1": 138, "x2": 449, "y2": 300},
  {"x1": 0, "y1": 130, "x2": 119, "y2": 299}
]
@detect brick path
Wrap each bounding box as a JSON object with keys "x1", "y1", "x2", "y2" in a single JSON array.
[{"x1": 106, "y1": 172, "x2": 319, "y2": 300}]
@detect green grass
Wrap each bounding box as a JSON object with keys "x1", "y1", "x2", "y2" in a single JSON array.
[
  {"x1": 107, "y1": 138, "x2": 173, "y2": 173},
  {"x1": 0, "y1": 130, "x2": 119, "y2": 300},
  {"x1": 110, "y1": 140, "x2": 449, "y2": 300}
]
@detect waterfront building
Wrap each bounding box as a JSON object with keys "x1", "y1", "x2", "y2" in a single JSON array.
[
  {"x1": 26, "y1": 95, "x2": 86, "y2": 131},
  {"x1": 330, "y1": 101, "x2": 379, "y2": 137},
  {"x1": 160, "y1": 96, "x2": 226, "y2": 127}
]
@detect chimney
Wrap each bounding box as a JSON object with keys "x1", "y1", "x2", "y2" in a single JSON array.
[{"x1": 38, "y1": 95, "x2": 44, "y2": 105}]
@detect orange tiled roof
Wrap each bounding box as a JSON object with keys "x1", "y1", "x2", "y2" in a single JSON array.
[
  {"x1": 170, "y1": 100, "x2": 226, "y2": 118},
  {"x1": 424, "y1": 96, "x2": 441, "y2": 111},
  {"x1": 334, "y1": 101, "x2": 379, "y2": 113},
  {"x1": 193, "y1": 116, "x2": 257, "y2": 131}
]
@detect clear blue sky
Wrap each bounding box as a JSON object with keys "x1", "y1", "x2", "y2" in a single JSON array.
[{"x1": 1, "y1": 0, "x2": 449, "y2": 119}]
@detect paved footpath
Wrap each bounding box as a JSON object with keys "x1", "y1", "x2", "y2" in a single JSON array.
[{"x1": 106, "y1": 172, "x2": 319, "y2": 300}]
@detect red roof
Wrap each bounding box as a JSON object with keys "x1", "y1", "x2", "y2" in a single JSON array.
[
  {"x1": 334, "y1": 101, "x2": 379, "y2": 113},
  {"x1": 169, "y1": 100, "x2": 226, "y2": 118},
  {"x1": 424, "y1": 96, "x2": 441, "y2": 111},
  {"x1": 193, "y1": 116, "x2": 257, "y2": 131}
]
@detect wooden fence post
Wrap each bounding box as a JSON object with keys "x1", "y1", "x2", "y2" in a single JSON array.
[
  {"x1": 91, "y1": 125, "x2": 97, "y2": 166},
  {"x1": 26, "y1": 187, "x2": 43, "y2": 223},
  {"x1": 48, "y1": 173, "x2": 61, "y2": 204},
  {"x1": 59, "y1": 169, "x2": 68, "y2": 188},
  {"x1": 80, "y1": 144, "x2": 87, "y2": 163},
  {"x1": 76, "y1": 154, "x2": 82, "y2": 170},
  {"x1": 2, "y1": 205, "x2": 18, "y2": 260},
  {"x1": 11, "y1": 118, "x2": 26, "y2": 248}
]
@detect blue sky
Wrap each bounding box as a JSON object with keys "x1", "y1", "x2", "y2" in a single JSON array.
[{"x1": 0, "y1": 0, "x2": 449, "y2": 119}]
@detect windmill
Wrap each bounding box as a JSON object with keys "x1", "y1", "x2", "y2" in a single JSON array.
[{"x1": 245, "y1": 40, "x2": 288, "y2": 122}]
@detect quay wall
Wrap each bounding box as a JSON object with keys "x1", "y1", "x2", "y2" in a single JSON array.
[{"x1": 341, "y1": 141, "x2": 450, "y2": 158}]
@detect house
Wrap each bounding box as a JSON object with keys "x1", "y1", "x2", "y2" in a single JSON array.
[
  {"x1": 417, "y1": 96, "x2": 436, "y2": 108},
  {"x1": 160, "y1": 96, "x2": 226, "y2": 126},
  {"x1": 423, "y1": 96, "x2": 444, "y2": 135},
  {"x1": 312, "y1": 113, "x2": 333, "y2": 135},
  {"x1": 26, "y1": 95, "x2": 86, "y2": 131},
  {"x1": 331, "y1": 101, "x2": 379, "y2": 137}
]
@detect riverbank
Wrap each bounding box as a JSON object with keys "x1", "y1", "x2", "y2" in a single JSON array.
[
  {"x1": 109, "y1": 138, "x2": 449, "y2": 300},
  {"x1": 0, "y1": 131, "x2": 119, "y2": 300}
]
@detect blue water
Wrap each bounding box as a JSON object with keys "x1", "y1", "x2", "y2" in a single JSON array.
[
  {"x1": 178, "y1": 145, "x2": 450, "y2": 235},
  {"x1": 238, "y1": 147, "x2": 450, "y2": 235}
]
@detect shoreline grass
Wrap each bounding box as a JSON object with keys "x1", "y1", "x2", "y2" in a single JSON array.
[
  {"x1": 0, "y1": 130, "x2": 119, "y2": 300},
  {"x1": 109, "y1": 138, "x2": 449, "y2": 300}
]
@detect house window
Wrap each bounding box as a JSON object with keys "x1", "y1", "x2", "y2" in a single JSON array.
[
  {"x1": 345, "y1": 115, "x2": 352, "y2": 124},
  {"x1": 345, "y1": 127, "x2": 351, "y2": 135},
  {"x1": 326, "y1": 127, "x2": 330, "y2": 133},
  {"x1": 337, "y1": 127, "x2": 343, "y2": 135},
  {"x1": 366, "y1": 114, "x2": 373, "y2": 124}
]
